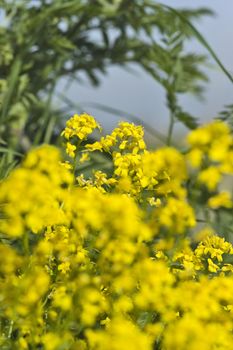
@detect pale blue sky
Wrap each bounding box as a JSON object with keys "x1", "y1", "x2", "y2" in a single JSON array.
[{"x1": 60, "y1": 1, "x2": 233, "y2": 142}]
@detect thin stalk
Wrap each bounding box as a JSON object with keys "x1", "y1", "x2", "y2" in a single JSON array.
[
  {"x1": 44, "y1": 113, "x2": 57, "y2": 144},
  {"x1": 33, "y1": 84, "x2": 56, "y2": 146},
  {"x1": 161, "y1": 4, "x2": 233, "y2": 84},
  {"x1": 0, "y1": 58, "x2": 22, "y2": 124},
  {"x1": 166, "y1": 90, "x2": 177, "y2": 146},
  {"x1": 167, "y1": 110, "x2": 175, "y2": 146},
  {"x1": 7, "y1": 320, "x2": 14, "y2": 339},
  {"x1": 72, "y1": 140, "x2": 81, "y2": 178},
  {"x1": 23, "y1": 232, "x2": 29, "y2": 255}
]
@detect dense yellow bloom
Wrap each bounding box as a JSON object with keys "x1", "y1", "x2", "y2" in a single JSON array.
[
  {"x1": 187, "y1": 120, "x2": 230, "y2": 150},
  {"x1": 87, "y1": 317, "x2": 152, "y2": 350},
  {"x1": 61, "y1": 113, "x2": 101, "y2": 141},
  {"x1": 198, "y1": 166, "x2": 222, "y2": 190},
  {"x1": 0, "y1": 115, "x2": 232, "y2": 350},
  {"x1": 195, "y1": 235, "x2": 233, "y2": 261},
  {"x1": 186, "y1": 148, "x2": 203, "y2": 167},
  {"x1": 154, "y1": 197, "x2": 196, "y2": 234},
  {"x1": 186, "y1": 120, "x2": 233, "y2": 192},
  {"x1": 0, "y1": 146, "x2": 72, "y2": 236},
  {"x1": 86, "y1": 121, "x2": 145, "y2": 154},
  {"x1": 208, "y1": 191, "x2": 232, "y2": 209}
]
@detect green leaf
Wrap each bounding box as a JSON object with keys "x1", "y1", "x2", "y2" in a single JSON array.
[
  {"x1": 176, "y1": 110, "x2": 198, "y2": 129},
  {"x1": 160, "y1": 3, "x2": 233, "y2": 84}
]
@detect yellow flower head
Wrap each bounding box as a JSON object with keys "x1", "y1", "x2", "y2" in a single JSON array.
[{"x1": 61, "y1": 113, "x2": 101, "y2": 141}]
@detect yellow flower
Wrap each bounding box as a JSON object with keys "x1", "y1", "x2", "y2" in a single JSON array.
[
  {"x1": 61, "y1": 113, "x2": 101, "y2": 141},
  {"x1": 86, "y1": 317, "x2": 152, "y2": 350},
  {"x1": 186, "y1": 148, "x2": 203, "y2": 168},
  {"x1": 0, "y1": 114, "x2": 233, "y2": 350},
  {"x1": 208, "y1": 191, "x2": 232, "y2": 209},
  {"x1": 80, "y1": 152, "x2": 90, "y2": 163},
  {"x1": 208, "y1": 258, "x2": 219, "y2": 273},
  {"x1": 52, "y1": 286, "x2": 72, "y2": 311},
  {"x1": 198, "y1": 166, "x2": 222, "y2": 190},
  {"x1": 155, "y1": 197, "x2": 196, "y2": 234},
  {"x1": 58, "y1": 261, "x2": 70, "y2": 274},
  {"x1": 66, "y1": 142, "x2": 76, "y2": 158},
  {"x1": 148, "y1": 197, "x2": 161, "y2": 207}
]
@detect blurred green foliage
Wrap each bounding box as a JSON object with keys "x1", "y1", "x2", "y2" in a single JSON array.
[{"x1": 0, "y1": 0, "x2": 214, "y2": 159}]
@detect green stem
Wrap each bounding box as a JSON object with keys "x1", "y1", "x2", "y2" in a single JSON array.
[
  {"x1": 23, "y1": 232, "x2": 29, "y2": 255},
  {"x1": 7, "y1": 320, "x2": 14, "y2": 339},
  {"x1": 72, "y1": 140, "x2": 82, "y2": 179},
  {"x1": 0, "y1": 58, "x2": 22, "y2": 124},
  {"x1": 44, "y1": 113, "x2": 57, "y2": 144},
  {"x1": 33, "y1": 84, "x2": 55, "y2": 146},
  {"x1": 167, "y1": 110, "x2": 175, "y2": 146},
  {"x1": 162, "y1": 4, "x2": 233, "y2": 84},
  {"x1": 166, "y1": 89, "x2": 177, "y2": 146}
]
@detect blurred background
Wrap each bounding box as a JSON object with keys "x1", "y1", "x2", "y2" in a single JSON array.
[
  {"x1": 1, "y1": 0, "x2": 233, "y2": 156},
  {"x1": 59, "y1": 0, "x2": 233, "y2": 139}
]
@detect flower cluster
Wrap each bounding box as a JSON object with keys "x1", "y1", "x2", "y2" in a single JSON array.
[
  {"x1": 61, "y1": 113, "x2": 101, "y2": 158},
  {"x1": 86, "y1": 121, "x2": 146, "y2": 154},
  {"x1": 186, "y1": 120, "x2": 233, "y2": 190},
  {"x1": 0, "y1": 114, "x2": 232, "y2": 350}
]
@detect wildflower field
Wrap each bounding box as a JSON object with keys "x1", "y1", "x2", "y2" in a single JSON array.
[
  {"x1": 1, "y1": 1, "x2": 233, "y2": 349},
  {"x1": 0, "y1": 113, "x2": 233, "y2": 349}
]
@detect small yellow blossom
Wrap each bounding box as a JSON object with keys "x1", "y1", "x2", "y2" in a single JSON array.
[
  {"x1": 66, "y1": 142, "x2": 76, "y2": 158},
  {"x1": 80, "y1": 152, "x2": 90, "y2": 163},
  {"x1": 198, "y1": 166, "x2": 222, "y2": 190},
  {"x1": 58, "y1": 261, "x2": 70, "y2": 274},
  {"x1": 208, "y1": 191, "x2": 232, "y2": 209},
  {"x1": 148, "y1": 197, "x2": 161, "y2": 207},
  {"x1": 208, "y1": 258, "x2": 219, "y2": 273},
  {"x1": 61, "y1": 113, "x2": 101, "y2": 141}
]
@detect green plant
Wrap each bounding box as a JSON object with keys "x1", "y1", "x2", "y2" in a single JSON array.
[{"x1": 0, "y1": 1, "x2": 213, "y2": 154}]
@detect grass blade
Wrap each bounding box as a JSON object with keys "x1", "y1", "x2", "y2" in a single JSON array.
[
  {"x1": 0, "y1": 58, "x2": 22, "y2": 123},
  {"x1": 160, "y1": 4, "x2": 233, "y2": 84}
]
